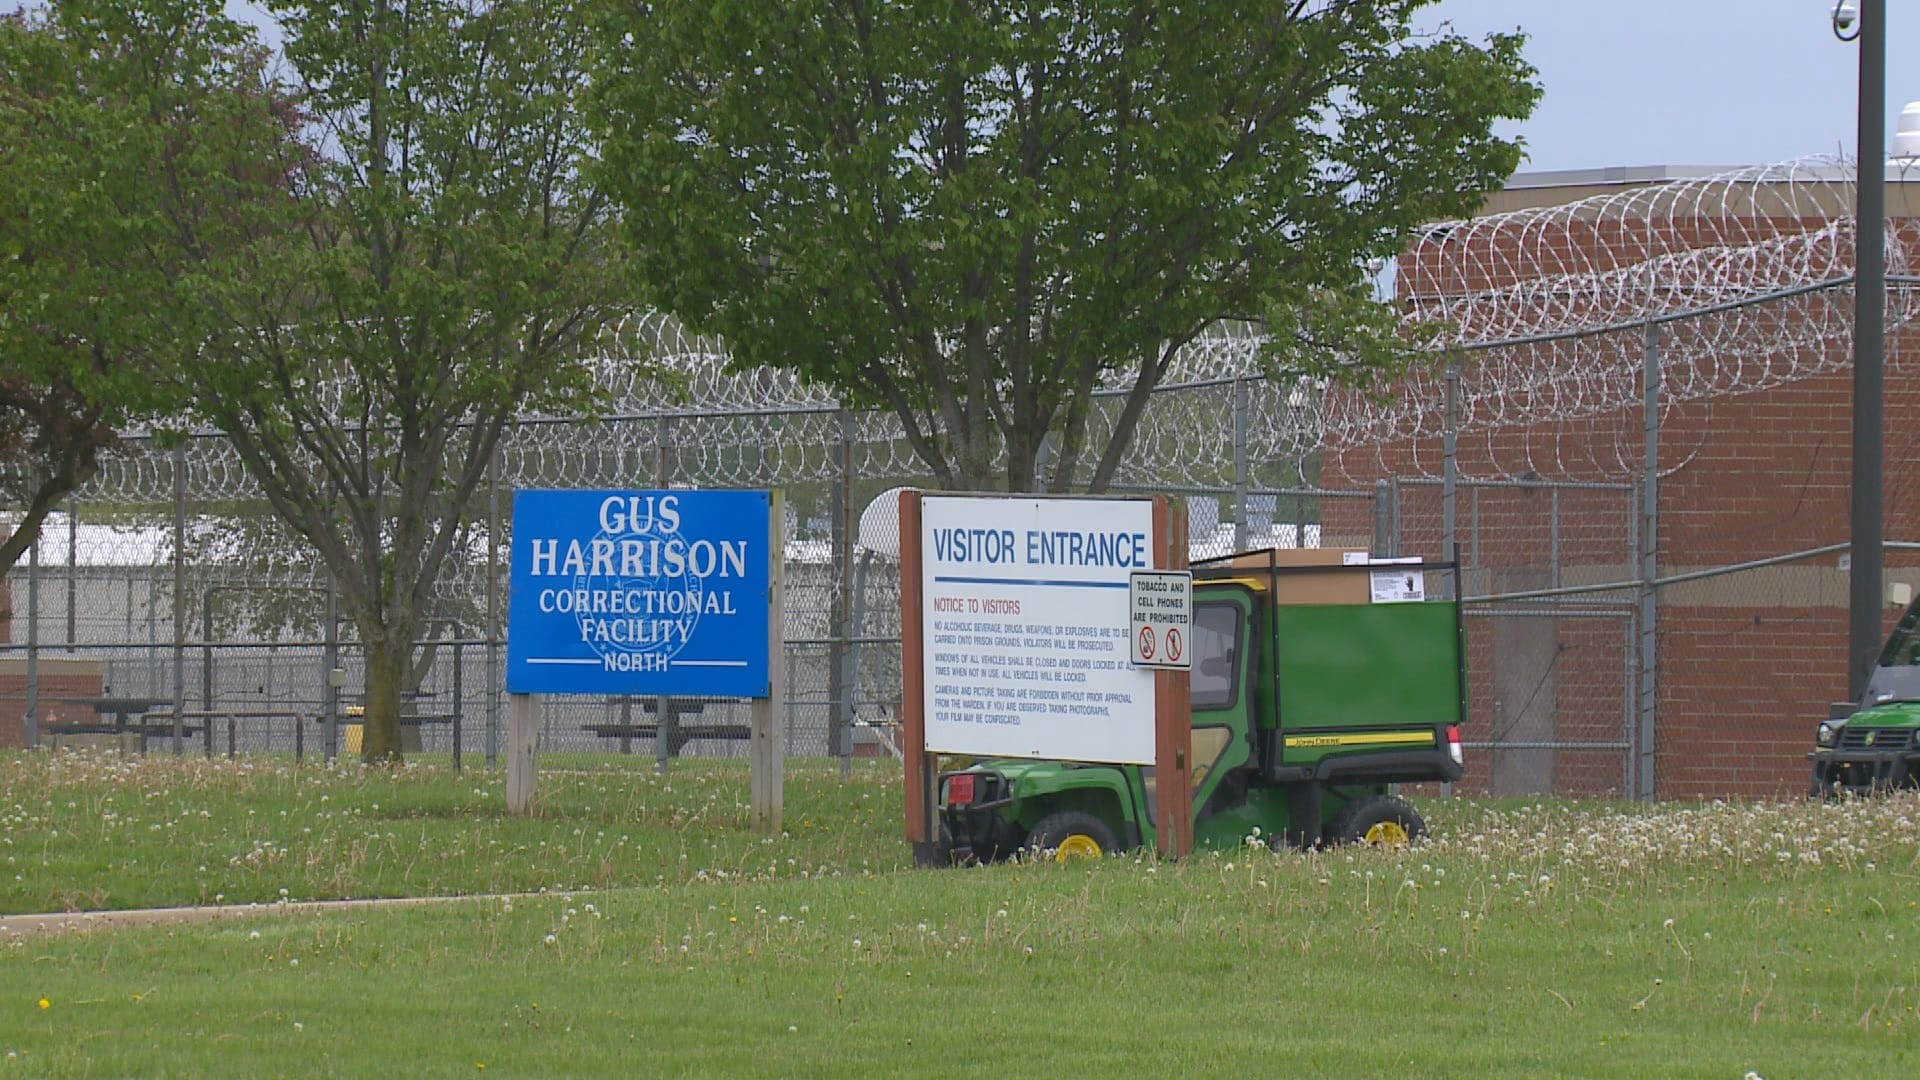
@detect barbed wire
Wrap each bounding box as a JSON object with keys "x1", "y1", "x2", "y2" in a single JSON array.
[
  {"x1": 29, "y1": 156, "x2": 1918, "y2": 573},
  {"x1": 1325, "y1": 156, "x2": 1918, "y2": 482}
]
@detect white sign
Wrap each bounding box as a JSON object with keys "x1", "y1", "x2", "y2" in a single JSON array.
[
  {"x1": 1129, "y1": 571, "x2": 1192, "y2": 669},
  {"x1": 921, "y1": 496, "x2": 1157, "y2": 764},
  {"x1": 1369, "y1": 565, "x2": 1426, "y2": 603}
]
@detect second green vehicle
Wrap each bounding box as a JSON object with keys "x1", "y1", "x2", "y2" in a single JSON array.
[{"x1": 1810, "y1": 593, "x2": 1920, "y2": 796}]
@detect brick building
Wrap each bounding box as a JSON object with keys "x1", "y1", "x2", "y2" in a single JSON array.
[{"x1": 1335, "y1": 163, "x2": 1920, "y2": 799}]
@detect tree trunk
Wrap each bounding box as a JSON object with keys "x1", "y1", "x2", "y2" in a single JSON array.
[{"x1": 361, "y1": 632, "x2": 410, "y2": 763}]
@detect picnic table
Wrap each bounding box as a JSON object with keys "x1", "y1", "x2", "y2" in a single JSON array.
[
  {"x1": 179, "y1": 709, "x2": 307, "y2": 759},
  {"x1": 310, "y1": 708, "x2": 456, "y2": 755},
  {"x1": 43, "y1": 697, "x2": 202, "y2": 753},
  {"x1": 584, "y1": 698, "x2": 741, "y2": 756},
  {"x1": 583, "y1": 721, "x2": 750, "y2": 756}
]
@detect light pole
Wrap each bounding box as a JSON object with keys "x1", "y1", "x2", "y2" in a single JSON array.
[{"x1": 1836, "y1": 0, "x2": 1886, "y2": 701}]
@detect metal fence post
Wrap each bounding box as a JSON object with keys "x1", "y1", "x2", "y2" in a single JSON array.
[
  {"x1": 24, "y1": 525, "x2": 39, "y2": 750},
  {"x1": 1443, "y1": 365, "x2": 1459, "y2": 562},
  {"x1": 847, "y1": 550, "x2": 874, "y2": 765},
  {"x1": 1441, "y1": 365, "x2": 1460, "y2": 799},
  {"x1": 171, "y1": 443, "x2": 186, "y2": 755},
  {"x1": 325, "y1": 572, "x2": 339, "y2": 762},
  {"x1": 65, "y1": 497, "x2": 76, "y2": 648},
  {"x1": 831, "y1": 408, "x2": 854, "y2": 772},
  {"x1": 654, "y1": 415, "x2": 676, "y2": 775},
  {"x1": 200, "y1": 588, "x2": 215, "y2": 761},
  {"x1": 1550, "y1": 487, "x2": 1562, "y2": 590},
  {"x1": 1372, "y1": 478, "x2": 1400, "y2": 557},
  {"x1": 1232, "y1": 376, "x2": 1250, "y2": 552},
  {"x1": 1637, "y1": 323, "x2": 1661, "y2": 801},
  {"x1": 451, "y1": 639, "x2": 463, "y2": 773},
  {"x1": 485, "y1": 445, "x2": 500, "y2": 769}
]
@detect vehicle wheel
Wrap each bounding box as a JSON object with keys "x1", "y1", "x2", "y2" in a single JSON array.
[
  {"x1": 915, "y1": 821, "x2": 959, "y2": 867},
  {"x1": 1026, "y1": 811, "x2": 1121, "y2": 862},
  {"x1": 1329, "y1": 794, "x2": 1426, "y2": 847}
]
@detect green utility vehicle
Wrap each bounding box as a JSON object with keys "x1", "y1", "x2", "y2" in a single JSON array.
[
  {"x1": 1810, "y1": 595, "x2": 1920, "y2": 795},
  {"x1": 936, "y1": 552, "x2": 1467, "y2": 861}
]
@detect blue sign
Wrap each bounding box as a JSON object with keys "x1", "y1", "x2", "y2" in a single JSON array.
[{"x1": 506, "y1": 489, "x2": 771, "y2": 697}]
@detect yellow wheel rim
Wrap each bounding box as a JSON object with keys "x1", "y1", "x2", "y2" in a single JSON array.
[
  {"x1": 1363, "y1": 820, "x2": 1411, "y2": 846},
  {"x1": 1052, "y1": 834, "x2": 1104, "y2": 861}
]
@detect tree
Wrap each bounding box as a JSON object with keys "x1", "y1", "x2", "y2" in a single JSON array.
[
  {"x1": 160, "y1": 0, "x2": 634, "y2": 761},
  {"x1": 0, "y1": 2, "x2": 260, "y2": 571},
  {"x1": 592, "y1": 0, "x2": 1537, "y2": 492}
]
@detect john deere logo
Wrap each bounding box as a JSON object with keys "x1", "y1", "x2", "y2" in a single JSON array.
[{"x1": 1865, "y1": 732, "x2": 1877, "y2": 746}]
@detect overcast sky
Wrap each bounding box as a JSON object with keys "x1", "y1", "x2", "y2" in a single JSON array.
[
  {"x1": 223, "y1": 1, "x2": 1916, "y2": 176},
  {"x1": 1420, "y1": 0, "x2": 1920, "y2": 174}
]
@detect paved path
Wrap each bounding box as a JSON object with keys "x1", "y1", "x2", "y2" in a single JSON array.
[{"x1": 0, "y1": 894, "x2": 506, "y2": 938}]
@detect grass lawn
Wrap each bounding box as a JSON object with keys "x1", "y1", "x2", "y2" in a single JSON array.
[{"x1": 1, "y1": 753, "x2": 1917, "y2": 1077}]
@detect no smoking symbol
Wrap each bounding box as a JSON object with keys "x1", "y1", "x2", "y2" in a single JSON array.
[
  {"x1": 1166, "y1": 627, "x2": 1183, "y2": 663},
  {"x1": 1138, "y1": 625, "x2": 1156, "y2": 661}
]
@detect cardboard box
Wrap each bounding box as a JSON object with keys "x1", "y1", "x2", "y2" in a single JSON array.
[{"x1": 1200, "y1": 548, "x2": 1374, "y2": 605}]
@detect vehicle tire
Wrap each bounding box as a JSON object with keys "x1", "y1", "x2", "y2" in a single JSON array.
[
  {"x1": 1026, "y1": 811, "x2": 1122, "y2": 862},
  {"x1": 915, "y1": 821, "x2": 959, "y2": 868},
  {"x1": 1329, "y1": 794, "x2": 1426, "y2": 847}
]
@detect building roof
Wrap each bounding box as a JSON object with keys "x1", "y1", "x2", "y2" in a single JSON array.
[{"x1": 1486, "y1": 160, "x2": 1920, "y2": 215}]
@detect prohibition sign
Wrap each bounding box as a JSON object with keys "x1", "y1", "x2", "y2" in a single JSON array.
[{"x1": 1128, "y1": 569, "x2": 1192, "y2": 670}]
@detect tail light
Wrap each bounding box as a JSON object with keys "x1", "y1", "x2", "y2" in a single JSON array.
[
  {"x1": 1445, "y1": 725, "x2": 1464, "y2": 766},
  {"x1": 946, "y1": 773, "x2": 976, "y2": 806}
]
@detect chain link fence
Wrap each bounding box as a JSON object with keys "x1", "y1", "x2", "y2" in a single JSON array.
[
  {"x1": 6, "y1": 437, "x2": 1646, "y2": 795},
  {"x1": 5, "y1": 281, "x2": 1918, "y2": 800}
]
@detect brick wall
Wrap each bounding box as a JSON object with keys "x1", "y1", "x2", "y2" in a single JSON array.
[
  {"x1": 0, "y1": 658, "x2": 106, "y2": 750},
  {"x1": 1331, "y1": 199, "x2": 1920, "y2": 799}
]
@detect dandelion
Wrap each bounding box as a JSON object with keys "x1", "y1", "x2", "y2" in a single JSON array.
[{"x1": 37, "y1": 998, "x2": 49, "y2": 1010}]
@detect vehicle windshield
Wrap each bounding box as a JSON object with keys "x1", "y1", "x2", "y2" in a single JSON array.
[
  {"x1": 1189, "y1": 601, "x2": 1242, "y2": 711},
  {"x1": 1865, "y1": 597, "x2": 1920, "y2": 704}
]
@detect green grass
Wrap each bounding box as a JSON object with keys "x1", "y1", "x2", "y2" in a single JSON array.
[
  {"x1": 2, "y1": 753, "x2": 1918, "y2": 1077},
  {"x1": 0, "y1": 753, "x2": 904, "y2": 913}
]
